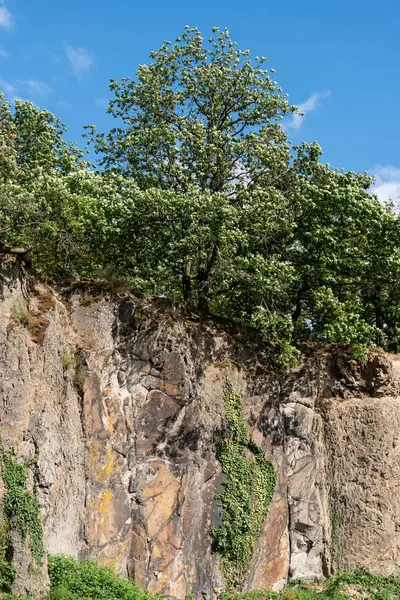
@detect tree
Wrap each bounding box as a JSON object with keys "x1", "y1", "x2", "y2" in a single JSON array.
[
  {"x1": 286, "y1": 142, "x2": 400, "y2": 352},
  {"x1": 88, "y1": 27, "x2": 295, "y2": 193},
  {"x1": 0, "y1": 95, "x2": 88, "y2": 271},
  {"x1": 87, "y1": 26, "x2": 297, "y2": 310},
  {"x1": 93, "y1": 183, "x2": 294, "y2": 315},
  {"x1": 84, "y1": 27, "x2": 400, "y2": 358},
  {"x1": 2, "y1": 32, "x2": 400, "y2": 361}
]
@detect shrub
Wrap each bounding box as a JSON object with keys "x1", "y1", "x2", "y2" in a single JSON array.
[
  {"x1": 217, "y1": 569, "x2": 400, "y2": 600},
  {"x1": 61, "y1": 349, "x2": 77, "y2": 371},
  {"x1": 48, "y1": 555, "x2": 156, "y2": 600},
  {"x1": 61, "y1": 350, "x2": 86, "y2": 389}
]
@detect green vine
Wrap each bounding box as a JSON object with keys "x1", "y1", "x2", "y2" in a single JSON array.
[
  {"x1": 0, "y1": 441, "x2": 44, "y2": 573},
  {"x1": 211, "y1": 380, "x2": 277, "y2": 590},
  {"x1": 0, "y1": 513, "x2": 15, "y2": 591}
]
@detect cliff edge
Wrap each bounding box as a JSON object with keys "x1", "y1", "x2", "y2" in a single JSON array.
[{"x1": 0, "y1": 264, "x2": 399, "y2": 598}]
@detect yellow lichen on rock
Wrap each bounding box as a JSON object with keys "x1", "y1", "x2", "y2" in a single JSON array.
[{"x1": 87, "y1": 440, "x2": 118, "y2": 484}]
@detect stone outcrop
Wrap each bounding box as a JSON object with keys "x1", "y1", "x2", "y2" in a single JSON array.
[{"x1": 0, "y1": 263, "x2": 400, "y2": 597}]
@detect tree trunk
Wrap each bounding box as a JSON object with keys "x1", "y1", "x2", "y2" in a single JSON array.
[
  {"x1": 0, "y1": 241, "x2": 32, "y2": 267},
  {"x1": 196, "y1": 241, "x2": 219, "y2": 314},
  {"x1": 196, "y1": 266, "x2": 210, "y2": 313},
  {"x1": 182, "y1": 258, "x2": 193, "y2": 307},
  {"x1": 371, "y1": 286, "x2": 384, "y2": 330}
]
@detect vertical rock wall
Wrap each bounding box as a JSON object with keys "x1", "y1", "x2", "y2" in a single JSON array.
[
  {"x1": 0, "y1": 266, "x2": 399, "y2": 597},
  {"x1": 0, "y1": 265, "x2": 85, "y2": 595}
]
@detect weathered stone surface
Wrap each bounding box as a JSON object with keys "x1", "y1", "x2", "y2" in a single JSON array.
[
  {"x1": 0, "y1": 264, "x2": 85, "y2": 596},
  {"x1": 323, "y1": 396, "x2": 400, "y2": 575},
  {"x1": 1, "y1": 266, "x2": 400, "y2": 596},
  {"x1": 248, "y1": 465, "x2": 289, "y2": 592},
  {"x1": 136, "y1": 392, "x2": 180, "y2": 456},
  {"x1": 128, "y1": 523, "x2": 148, "y2": 588}
]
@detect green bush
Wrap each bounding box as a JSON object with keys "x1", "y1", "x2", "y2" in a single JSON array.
[
  {"x1": 0, "y1": 559, "x2": 399, "y2": 600},
  {"x1": 0, "y1": 595, "x2": 31, "y2": 600},
  {"x1": 48, "y1": 555, "x2": 155, "y2": 600}
]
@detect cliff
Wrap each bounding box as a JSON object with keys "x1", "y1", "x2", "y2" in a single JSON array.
[{"x1": 0, "y1": 263, "x2": 399, "y2": 598}]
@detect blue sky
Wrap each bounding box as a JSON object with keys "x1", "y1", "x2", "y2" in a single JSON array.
[{"x1": 0, "y1": 0, "x2": 399, "y2": 200}]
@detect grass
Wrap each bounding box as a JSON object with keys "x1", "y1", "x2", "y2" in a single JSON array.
[
  {"x1": 61, "y1": 349, "x2": 87, "y2": 389},
  {"x1": 61, "y1": 348, "x2": 77, "y2": 371},
  {"x1": 0, "y1": 559, "x2": 399, "y2": 600},
  {"x1": 10, "y1": 302, "x2": 31, "y2": 327},
  {"x1": 219, "y1": 569, "x2": 400, "y2": 600}
]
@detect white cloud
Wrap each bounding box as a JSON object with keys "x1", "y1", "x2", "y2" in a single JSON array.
[
  {"x1": 0, "y1": 77, "x2": 16, "y2": 97},
  {"x1": 24, "y1": 79, "x2": 53, "y2": 97},
  {"x1": 64, "y1": 43, "x2": 94, "y2": 75},
  {"x1": 1, "y1": 78, "x2": 54, "y2": 104},
  {"x1": 0, "y1": 2, "x2": 12, "y2": 30},
  {"x1": 0, "y1": 46, "x2": 8, "y2": 57},
  {"x1": 289, "y1": 90, "x2": 330, "y2": 131},
  {"x1": 372, "y1": 165, "x2": 400, "y2": 182},
  {"x1": 371, "y1": 165, "x2": 400, "y2": 205},
  {"x1": 0, "y1": 79, "x2": 22, "y2": 103}
]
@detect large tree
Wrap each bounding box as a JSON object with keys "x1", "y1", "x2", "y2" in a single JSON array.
[
  {"x1": 87, "y1": 26, "x2": 296, "y2": 194},
  {"x1": 2, "y1": 31, "x2": 400, "y2": 361},
  {"x1": 87, "y1": 26, "x2": 297, "y2": 310},
  {"x1": 84, "y1": 27, "x2": 400, "y2": 357}
]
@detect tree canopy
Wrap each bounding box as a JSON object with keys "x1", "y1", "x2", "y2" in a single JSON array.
[
  {"x1": 1, "y1": 27, "x2": 400, "y2": 363},
  {"x1": 87, "y1": 26, "x2": 295, "y2": 194}
]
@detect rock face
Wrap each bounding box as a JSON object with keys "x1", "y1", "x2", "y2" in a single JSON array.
[{"x1": 0, "y1": 264, "x2": 400, "y2": 597}]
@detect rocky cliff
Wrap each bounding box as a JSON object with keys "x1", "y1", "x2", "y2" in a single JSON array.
[{"x1": 0, "y1": 263, "x2": 399, "y2": 598}]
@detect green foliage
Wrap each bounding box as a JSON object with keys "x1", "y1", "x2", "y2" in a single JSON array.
[
  {"x1": 211, "y1": 381, "x2": 277, "y2": 589},
  {"x1": 61, "y1": 348, "x2": 77, "y2": 370},
  {"x1": 0, "y1": 557, "x2": 398, "y2": 600},
  {"x1": 0, "y1": 560, "x2": 14, "y2": 593},
  {"x1": 61, "y1": 350, "x2": 87, "y2": 389},
  {"x1": 288, "y1": 143, "x2": 400, "y2": 353},
  {"x1": 1, "y1": 30, "x2": 400, "y2": 357},
  {"x1": 87, "y1": 26, "x2": 295, "y2": 193},
  {"x1": 338, "y1": 569, "x2": 400, "y2": 600},
  {"x1": 0, "y1": 517, "x2": 15, "y2": 592},
  {"x1": 218, "y1": 569, "x2": 400, "y2": 600},
  {"x1": 219, "y1": 592, "x2": 282, "y2": 600},
  {"x1": 250, "y1": 308, "x2": 300, "y2": 369},
  {"x1": 86, "y1": 26, "x2": 297, "y2": 312},
  {"x1": 0, "y1": 595, "x2": 30, "y2": 600},
  {"x1": 48, "y1": 555, "x2": 155, "y2": 600},
  {"x1": 0, "y1": 444, "x2": 44, "y2": 566}
]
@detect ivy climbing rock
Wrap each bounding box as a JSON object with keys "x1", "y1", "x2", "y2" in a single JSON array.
[
  {"x1": 0, "y1": 440, "x2": 48, "y2": 596},
  {"x1": 211, "y1": 380, "x2": 277, "y2": 589},
  {"x1": 1, "y1": 448, "x2": 44, "y2": 565}
]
